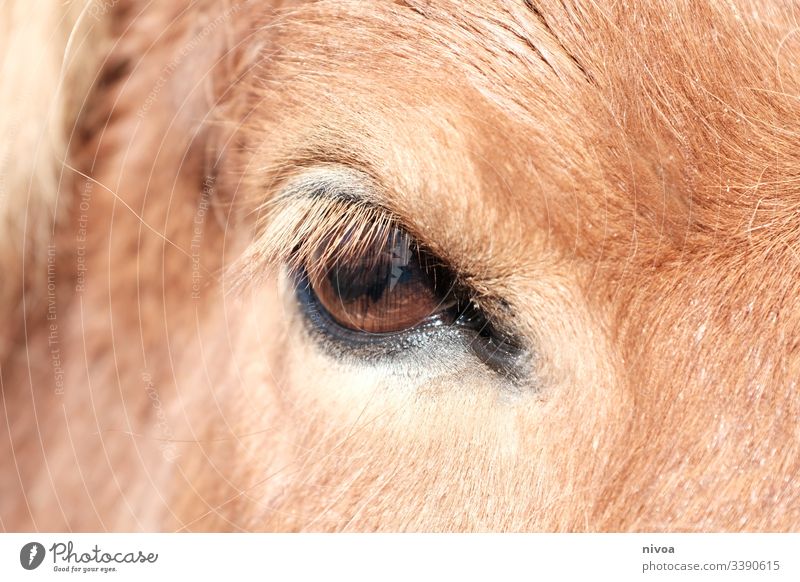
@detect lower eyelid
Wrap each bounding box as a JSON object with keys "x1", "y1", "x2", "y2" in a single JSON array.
[{"x1": 290, "y1": 265, "x2": 530, "y2": 382}]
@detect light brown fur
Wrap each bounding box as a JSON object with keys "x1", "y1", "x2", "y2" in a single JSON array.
[{"x1": 1, "y1": 0, "x2": 799, "y2": 531}]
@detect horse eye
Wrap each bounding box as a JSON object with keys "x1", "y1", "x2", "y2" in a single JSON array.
[
  {"x1": 305, "y1": 227, "x2": 455, "y2": 334},
  {"x1": 291, "y1": 207, "x2": 526, "y2": 379}
]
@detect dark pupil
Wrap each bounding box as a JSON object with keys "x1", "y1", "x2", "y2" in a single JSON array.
[
  {"x1": 328, "y1": 230, "x2": 414, "y2": 304},
  {"x1": 310, "y1": 227, "x2": 444, "y2": 333}
]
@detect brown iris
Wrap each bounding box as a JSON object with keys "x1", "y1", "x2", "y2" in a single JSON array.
[{"x1": 307, "y1": 227, "x2": 454, "y2": 334}]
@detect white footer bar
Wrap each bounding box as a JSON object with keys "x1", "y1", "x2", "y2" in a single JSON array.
[{"x1": 1, "y1": 533, "x2": 797, "y2": 581}]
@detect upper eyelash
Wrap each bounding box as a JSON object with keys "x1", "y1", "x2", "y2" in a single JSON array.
[
  {"x1": 240, "y1": 194, "x2": 402, "y2": 284},
  {"x1": 233, "y1": 171, "x2": 449, "y2": 296}
]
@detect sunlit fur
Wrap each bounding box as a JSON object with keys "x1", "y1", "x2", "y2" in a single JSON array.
[{"x1": 2, "y1": 0, "x2": 800, "y2": 531}]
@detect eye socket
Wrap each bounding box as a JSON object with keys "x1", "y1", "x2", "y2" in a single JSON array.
[
  {"x1": 305, "y1": 226, "x2": 457, "y2": 334},
  {"x1": 286, "y1": 198, "x2": 527, "y2": 380}
]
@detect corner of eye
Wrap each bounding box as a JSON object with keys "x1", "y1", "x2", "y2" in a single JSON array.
[
  {"x1": 224, "y1": 203, "x2": 325, "y2": 295},
  {"x1": 225, "y1": 244, "x2": 285, "y2": 299},
  {"x1": 225, "y1": 206, "x2": 311, "y2": 289}
]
